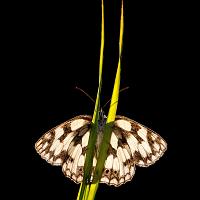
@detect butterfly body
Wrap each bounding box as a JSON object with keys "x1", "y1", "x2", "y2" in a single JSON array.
[
  {"x1": 97, "y1": 109, "x2": 107, "y2": 131},
  {"x1": 95, "y1": 109, "x2": 107, "y2": 154},
  {"x1": 35, "y1": 114, "x2": 167, "y2": 186}
]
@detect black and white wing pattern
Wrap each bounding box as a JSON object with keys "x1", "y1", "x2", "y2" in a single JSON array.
[
  {"x1": 35, "y1": 115, "x2": 167, "y2": 187},
  {"x1": 35, "y1": 115, "x2": 94, "y2": 183},
  {"x1": 100, "y1": 115, "x2": 167, "y2": 186}
]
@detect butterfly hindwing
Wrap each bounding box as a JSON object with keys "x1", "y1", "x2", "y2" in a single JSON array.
[
  {"x1": 100, "y1": 139, "x2": 135, "y2": 187},
  {"x1": 62, "y1": 131, "x2": 98, "y2": 184}
]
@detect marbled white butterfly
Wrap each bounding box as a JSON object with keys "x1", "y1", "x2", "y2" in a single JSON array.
[{"x1": 35, "y1": 109, "x2": 167, "y2": 187}]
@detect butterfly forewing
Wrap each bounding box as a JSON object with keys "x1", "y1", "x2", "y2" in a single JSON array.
[
  {"x1": 114, "y1": 116, "x2": 167, "y2": 167},
  {"x1": 35, "y1": 114, "x2": 167, "y2": 187}
]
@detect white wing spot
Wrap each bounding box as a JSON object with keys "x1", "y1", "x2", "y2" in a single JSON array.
[
  {"x1": 36, "y1": 139, "x2": 43, "y2": 146},
  {"x1": 124, "y1": 165, "x2": 129, "y2": 174},
  {"x1": 45, "y1": 133, "x2": 51, "y2": 140},
  {"x1": 130, "y1": 166, "x2": 135, "y2": 176},
  {"x1": 160, "y1": 139, "x2": 167, "y2": 146},
  {"x1": 63, "y1": 132, "x2": 75, "y2": 151},
  {"x1": 151, "y1": 132, "x2": 158, "y2": 140},
  {"x1": 50, "y1": 140, "x2": 61, "y2": 152},
  {"x1": 116, "y1": 120, "x2": 131, "y2": 131},
  {"x1": 42, "y1": 142, "x2": 48, "y2": 150},
  {"x1": 49, "y1": 157, "x2": 53, "y2": 164},
  {"x1": 113, "y1": 157, "x2": 120, "y2": 171},
  {"x1": 72, "y1": 145, "x2": 82, "y2": 173},
  {"x1": 71, "y1": 119, "x2": 87, "y2": 131},
  {"x1": 54, "y1": 158, "x2": 62, "y2": 165},
  {"x1": 119, "y1": 178, "x2": 124, "y2": 184},
  {"x1": 110, "y1": 178, "x2": 118, "y2": 185},
  {"x1": 54, "y1": 142, "x2": 64, "y2": 156},
  {"x1": 138, "y1": 144, "x2": 147, "y2": 158},
  {"x1": 101, "y1": 177, "x2": 109, "y2": 183},
  {"x1": 67, "y1": 161, "x2": 73, "y2": 171},
  {"x1": 125, "y1": 174, "x2": 130, "y2": 181},
  {"x1": 160, "y1": 143, "x2": 166, "y2": 150},
  {"x1": 154, "y1": 142, "x2": 160, "y2": 151},
  {"x1": 44, "y1": 153, "x2": 50, "y2": 160},
  {"x1": 105, "y1": 155, "x2": 113, "y2": 169},
  {"x1": 78, "y1": 155, "x2": 85, "y2": 167},
  {"x1": 137, "y1": 126, "x2": 148, "y2": 141},
  {"x1": 41, "y1": 151, "x2": 46, "y2": 157},
  {"x1": 122, "y1": 148, "x2": 131, "y2": 159},
  {"x1": 152, "y1": 155, "x2": 157, "y2": 162},
  {"x1": 66, "y1": 170, "x2": 71, "y2": 176},
  {"x1": 117, "y1": 147, "x2": 126, "y2": 162},
  {"x1": 118, "y1": 159, "x2": 124, "y2": 177},
  {"x1": 55, "y1": 127, "x2": 64, "y2": 140},
  {"x1": 37, "y1": 143, "x2": 43, "y2": 151},
  {"x1": 155, "y1": 152, "x2": 160, "y2": 157},
  {"x1": 77, "y1": 176, "x2": 83, "y2": 182},
  {"x1": 138, "y1": 160, "x2": 144, "y2": 165},
  {"x1": 93, "y1": 157, "x2": 97, "y2": 167},
  {"x1": 63, "y1": 163, "x2": 67, "y2": 171},
  {"x1": 141, "y1": 141, "x2": 152, "y2": 154},
  {"x1": 110, "y1": 132, "x2": 118, "y2": 150},
  {"x1": 82, "y1": 131, "x2": 89, "y2": 148},
  {"x1": 71, "y1": 144, "x2": 81, "y2": 159},
  {"x1": 72, "y1": 174, "x2": 76, "y2": 180},
  {"x1": 126, "y1": 134, "x2": 138, "y2": 155}
]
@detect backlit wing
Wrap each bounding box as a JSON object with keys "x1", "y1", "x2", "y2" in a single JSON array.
[
  {"x1": 35, "y1": 114, "x2": 167, "y2": 187},
  {"x1": 114, "y1": 115, "x2": 167, "y2": 167},
  {"x1": 35, "y1": 115, "x2": 94, "y2": 183},
  {"x1": 100, "y1": 115, "x2": 167, "y2": 187}
]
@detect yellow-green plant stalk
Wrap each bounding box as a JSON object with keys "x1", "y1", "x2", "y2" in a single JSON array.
[
  {"x1": 77, "y1": 0, "x2": 104, "y2": 199},
  {"x1": 87, "y1": 1, "x2": 124, "y2": 199},
  {"x1": 77, "y1": 0, "x2": 124, "y2": 199}
]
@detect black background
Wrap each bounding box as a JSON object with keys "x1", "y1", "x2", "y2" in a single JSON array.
[{"x1": 4, "y1": 0, "x2": 194, "y2": 199}]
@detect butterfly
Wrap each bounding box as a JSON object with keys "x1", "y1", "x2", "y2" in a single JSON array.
[{"x1": 35, "y1": 109, "x2": 167, "y2": 187}]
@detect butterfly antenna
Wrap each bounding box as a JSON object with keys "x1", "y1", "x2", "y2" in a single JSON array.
[
  {"x1": 75, "y1": 86, "x2": 95, "y2": 104},
  {"x1": 103, "y1": 86, "x2": 129, "y2": 109}
]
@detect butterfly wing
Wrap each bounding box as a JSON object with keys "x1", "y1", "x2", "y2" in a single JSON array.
[
  {"x1": 114, "y1": 115, "x2": 167, "y2": 167},
  {"x1": 100, "y1": 115, "x2": 167, "y2": 187},
  {"x1": 35, "y1": 115, "x2": 94, "y2": 183},
  {"x1": 35, "y1": 114, "x2": 167, "y2": 187},
  {"x1": 100, "y1": 139, "x2": 135, "y2": 187}
]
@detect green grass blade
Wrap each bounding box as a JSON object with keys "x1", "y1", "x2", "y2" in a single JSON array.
[
  {"x1": 87, "y1": 1, "x2": 124, "y2": 199},
  {"x1": 77, "y1": 1, "x2": 104, "y2": 199}
]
